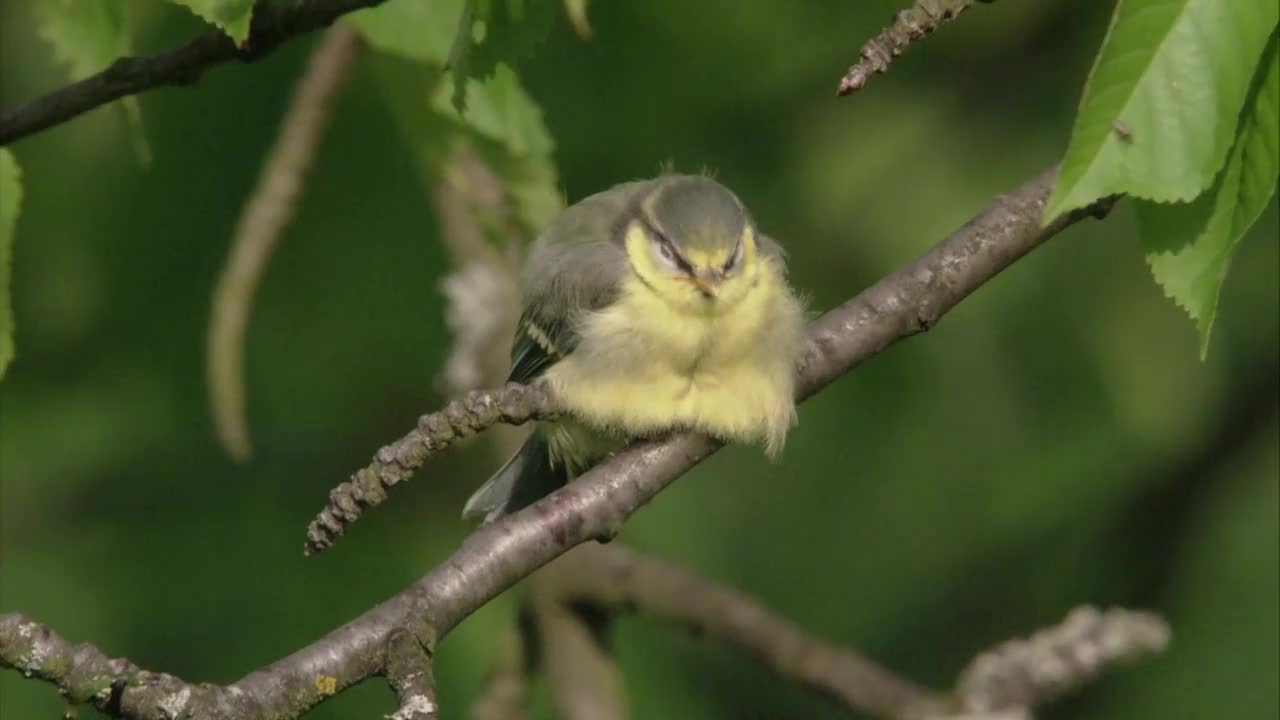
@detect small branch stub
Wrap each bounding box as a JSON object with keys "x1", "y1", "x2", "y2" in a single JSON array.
[
  {"x1": 303, "y1": 381, "x2": 558, "y2": 555},
  {"x1": 386, "y1": 630, "x2": 438, "y2": 720}
]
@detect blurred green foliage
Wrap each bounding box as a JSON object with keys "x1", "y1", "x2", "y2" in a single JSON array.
[
  {"x1": 1, "y1": 2, "x2": 1276, "y2": 719},
  {"x1": 0, "y1": 148, "x2": 17, "y2": 379}
]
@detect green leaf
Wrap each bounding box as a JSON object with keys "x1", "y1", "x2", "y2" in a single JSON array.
[
  {"x1": 1046, "y1": 0, "x2": 1277, "y2": 222},
  {"x1": 0, "y1": 149, "x2": 22, "y2": 381},
  {"x1": 445, "y1": 0, "x2": 478, "y2": 112},
  {"x1": 436, "y1": 63, "x2": 561, "y2": 232},
  {"x1": 432, "y1": 64, "x2": 554, "y2": 159},
  {"x1": 1136, "y1": 31, "x2": 1279, "y2": 357},
  {"x1": 37, "y1": 1, "x2": 153, "y2": 164},
  {"x1": 167, "y1": 0, "x2": 255, "y2": 45},
  {"x1": 347, "y1": 0, "x2": 463, "y2": 64},
  {"x1": 466, "y1": 0, "x2": 556, "y2": 83},
  {"x1": 370, "y1": 54, "x2": 561, "y2": 236},
  {"x1": 37, "y1": 0, "x2": 130, "y2": 78},
  {"x1": 351, "y1": 0, "x2": 555, "y2": 112}
]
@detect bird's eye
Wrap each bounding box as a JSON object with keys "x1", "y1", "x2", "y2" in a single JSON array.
[
  {"x1": 723, "y1": 242, "x2": 743, "y2": 273},
  {"x1": 651, "y1": 237, "x2": 685, "y2": 273}
]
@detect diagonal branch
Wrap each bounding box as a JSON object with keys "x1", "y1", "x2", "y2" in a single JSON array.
[
  {"x1": 0, "y1": 0, "x2": 389, "y2": 146},
  {"x1": 468, "y1": 625, "x2": 533, "y2": 720},
  {"x1": 531, "y1": 552, "x2": 630, "y2": 720},
  {"x1": 2, "y1": 168, "x2": 1117, "y2": 719},
  {"x1": 837, "y1": 0, "x2": 993, "y2": 96},
  {"x1": 532, "y1": 546, "x2": 1171, "y2": 720},
  {"x1": 540, "y1": 543, "x2": 928, "y2": 717}
]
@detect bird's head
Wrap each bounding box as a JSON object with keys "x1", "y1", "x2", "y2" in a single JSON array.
[{"x1": 623, "y1": 175, "x2": 762, "y2": 314}]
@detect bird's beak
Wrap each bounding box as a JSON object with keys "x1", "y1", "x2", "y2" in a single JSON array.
[{"x1": 693, "y1": 270, "x2": 723, "y2": 298}]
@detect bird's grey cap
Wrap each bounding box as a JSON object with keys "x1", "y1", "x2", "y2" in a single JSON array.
[{"x1": 643, "y1": 175, "x2": 750, "y2": 254}]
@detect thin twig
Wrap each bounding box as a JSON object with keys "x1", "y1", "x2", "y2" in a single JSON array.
[
  {"x1": 535, "y1": 601, "x2": 628, "y2": 720},
  {"x1": 0, "y1": 0, "x2": 389, "y2": 145},
  {"x1": 468, "y1": 626, "x2": 532, "y2": 720},
  {"x1": 3, "y1": 169, "x2": 1118, "y2": 720},
  {"x1": 953, "y1": 606, "x2": 1170, "y2": 714},
  {"x1": 533, "y1": 550, "x2": 630, "y2": 720},
  {"x1": 544, "y1": 544, "x2": 932, "y2": 717},
  {"x1": 207, "y1": 23, "x2": 361, "y2": 462},
  {"x1": 837, "y1": 0, "x2": 992, "y2": 96}
]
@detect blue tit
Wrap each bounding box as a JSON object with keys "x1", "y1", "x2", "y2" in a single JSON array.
[{"x1": 463, "y1": 174, "x2": 805, "y2": 520}]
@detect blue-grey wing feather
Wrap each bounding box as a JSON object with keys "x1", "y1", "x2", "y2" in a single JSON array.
[{"x1": 507, "y1": 180, "x2": 650, "y2": 384}]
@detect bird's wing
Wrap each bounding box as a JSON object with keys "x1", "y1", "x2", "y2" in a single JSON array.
[
  {"x1": 507, "y1": 181, "x2": 649, "y2": 384},
  {"x1": 508, "y1": 305, "x2": 578, "y2": 384}
]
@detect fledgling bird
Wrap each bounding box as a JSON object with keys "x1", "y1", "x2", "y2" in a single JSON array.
[{"x1": 463, "y1": 174, "x2": 805, "y2": 520}]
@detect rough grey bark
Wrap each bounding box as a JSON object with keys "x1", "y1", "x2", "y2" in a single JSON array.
[{"x1": 837, "y1": 0, "x2": 993, "y2": 95}]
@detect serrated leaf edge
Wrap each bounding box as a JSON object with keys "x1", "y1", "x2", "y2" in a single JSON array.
[
  {"x1": 168, "y1": 0, "x2": 254, "y2": 45},
  {"x1": 1047, "y1": 0, "x2": 1274, "y2": 223}
]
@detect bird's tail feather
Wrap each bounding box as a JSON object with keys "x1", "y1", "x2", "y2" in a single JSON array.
[{"x1": 462, "y1": 433, "x2": 565, "y2": 522}]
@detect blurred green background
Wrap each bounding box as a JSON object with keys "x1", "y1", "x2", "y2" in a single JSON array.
[{"x1": 2, "y1": 2, "x2": 1276, "y2": 719}]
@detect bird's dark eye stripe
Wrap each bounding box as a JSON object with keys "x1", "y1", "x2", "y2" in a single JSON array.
[
  {"x1": 724, "y1": 242, "x2": 742, "y2": 271},
  {"x1": 669, "y1": 246, "x2": 695, "y2": 274},
  {"x1": 650, "y1": 228, "x2": 694, "y2": 274}
]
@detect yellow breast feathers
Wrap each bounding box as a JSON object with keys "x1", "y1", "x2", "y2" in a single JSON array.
[{"x1": 544, "y1": 248, "x2": 803, "y2": 456}]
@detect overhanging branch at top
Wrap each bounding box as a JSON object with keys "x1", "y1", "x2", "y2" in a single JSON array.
[{"x1": 0, "y1": 0, "x2": 388, "y2": 146}]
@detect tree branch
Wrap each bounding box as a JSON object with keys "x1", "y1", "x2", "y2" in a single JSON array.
[
  {"x1": 307, "y1": 167, "x2": 1109, "y2": 553},
  {"x1": 304, "y1": 380, "x2": 558, "y2": 555},
  {"x1": 953, "y1": 606, "x2": 1170, "y2": 715},
  {"x1": 0, "y1": 0, "x2": 388, "y2": 146},
  {"x1": 2, "y1": 168, "x2": 1118, "y2": 719},
  {"x1": 532, "y1": 551, "x2": 630, "y2": 720},
  {"x1": 837, "y1": 0, "x2": 994, "y2": 96},
  {"x1": 540, "y1": 543, "x2": 931, "y2": 718},
  {"x1": 538, "y1": 546, "x2": 1171, "y2": 719},
  {"x1": 0, "y1": 613, "x2": 250, "y2": 718},
  {"x1": 468, "y1": 626, "x2": 532, "y2": 720}
]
